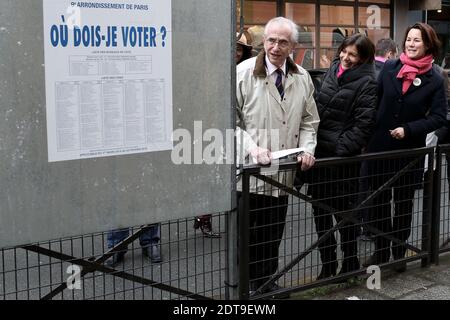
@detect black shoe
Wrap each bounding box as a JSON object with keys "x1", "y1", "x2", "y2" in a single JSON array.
[
  {"x1": 250, "y1": 282, "x2": 289, "y2": 299},
  {"x1": 334, "y1": 257, "x2": 360, "y2": 283},
  {"x1": 317, "y1": 268, "x2": 336, "y2": 280},
  {"x1": 359, "y1": 233, "x2": 374, "y2": 241},
  {"x1": 105, "y1": 251, "x2": 125, "y2": 268},
  {"x1": 316, "y1": 259, "x2": 338, "y2": 280},
  {"x1": 249, "y1": 281, "x2": 260, "y2": 296},
  {"x1": 143, "y1": 244, "x2": 162, "y2": 263},
  {"x1": 392, "y1": 261, "x2": 407, "y2": 273},
  {"x1": 363, "y1": 254, "x2": 378, "y2": 268},
  {"x1": 264, "y1": 283, "x2": 290, "y2": 299},
  {"x1": 363, "y1": 253, "x2": 389, "y2": 267},
  {"x1": 339, "y1": 257, "x2": 360, "y2": 275},
  {"x1": 193, "y1": 216, "x2": 221, "y2": 238},
  {"x1": 392, "y1": 249, "x2": 407, "y2": 273}
]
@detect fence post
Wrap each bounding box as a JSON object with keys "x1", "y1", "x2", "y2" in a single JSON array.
[
  {"x1": 225, "y1": 207, "x2": 240, "y2": 299},
  {"x1": 238, "y1": 170, "x2": 250, "y2": 300},
  {"x1": 421, "y1": 149, "x2": 434, "y2": 267},
  {"x1": 430, "y1": 146, "x2": 443, "y2": 265}
]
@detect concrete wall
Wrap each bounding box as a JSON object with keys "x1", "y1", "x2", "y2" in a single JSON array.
[{"x1": 0, "y1": 0, "x2": 234, "y2": 248}]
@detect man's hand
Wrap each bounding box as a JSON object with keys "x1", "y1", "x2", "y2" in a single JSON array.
[
  {"x1": 249, "y1": 146, "x2": 272, "y2": 165},
  {"x1": 297, "y1": 152, "x2": 315, "y2": 171}
]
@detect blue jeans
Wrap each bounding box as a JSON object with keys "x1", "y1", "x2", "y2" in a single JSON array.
[{"x1": 107, "y1": 224, "x2": 160, "y2": 249}]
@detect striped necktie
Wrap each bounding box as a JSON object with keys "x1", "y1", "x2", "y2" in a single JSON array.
[{"x1": 275, "y1": 68, "x2": 284, "y2": 99}]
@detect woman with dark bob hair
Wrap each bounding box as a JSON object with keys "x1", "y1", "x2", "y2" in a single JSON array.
[
  {"x1": 365, "y1": 23, "x2": 447, "y2": 272},
  {"x1": 306, "y1": 33, "x2": 377, "y2": 280}
]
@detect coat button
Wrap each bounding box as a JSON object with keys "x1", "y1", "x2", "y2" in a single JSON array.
[
  {"x1": 394, "y1": 114, "x2": 399, "y2": 118},
  {"x1": 398, "y1": 98, "x2": 402, "y2": 103},
  {"x1": 283, "y1": 121, "x2": 286, "y2": 125}
]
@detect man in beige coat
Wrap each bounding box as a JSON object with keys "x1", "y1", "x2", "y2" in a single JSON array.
[{"x1": 236, "y1": 17, "x2": 319, "y2": 296}]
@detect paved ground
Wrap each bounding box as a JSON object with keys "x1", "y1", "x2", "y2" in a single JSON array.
[{"x1": 290, "y1": 252, "x2": 450, "y2": 300}]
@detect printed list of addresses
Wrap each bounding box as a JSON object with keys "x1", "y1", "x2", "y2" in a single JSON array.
[{"x1": 55, "y1": 78, "x2": 166, "y2": 156}]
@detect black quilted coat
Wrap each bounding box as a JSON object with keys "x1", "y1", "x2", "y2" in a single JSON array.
[{"x1": 314, "y1": 58, "x2": 377, "y2": 158}]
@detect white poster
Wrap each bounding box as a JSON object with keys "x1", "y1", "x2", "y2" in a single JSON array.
[{"x1": 43, "y1": 0, "x2": 172, "y2": 162}]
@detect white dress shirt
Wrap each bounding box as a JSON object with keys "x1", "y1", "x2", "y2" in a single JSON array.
[{"x1": 265, "y1": 55, "x2": 286, "y2": 87}]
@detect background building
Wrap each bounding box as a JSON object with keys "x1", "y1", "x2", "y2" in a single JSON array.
[
  {"x1": 237, "y1": 0, "x2": 449, "y2": 69},
  {"x1": 427, "y1": 1, "x2": 450, "y2": 68}
]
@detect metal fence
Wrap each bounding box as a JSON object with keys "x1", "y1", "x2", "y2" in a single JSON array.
[
  {"x1": 1, "y1": 146, "x2": 450, "y2": 300},
  {"x1": 238, "y1": 147, "x2": 435, "y2": 299},
  {"x1": 0, "y1": 214, "x2": 228, "y2": 300},
  {"x1": 436, "y1": 144, "x2": 450, "y2": 256}
]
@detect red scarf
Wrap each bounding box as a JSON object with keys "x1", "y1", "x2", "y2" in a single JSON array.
[
  {"x1": 397, "y1": 52, "x2": 433, "y2": 94},
  {"x1": 337, "y1": 64, "x2": 346, "y2": 78}
]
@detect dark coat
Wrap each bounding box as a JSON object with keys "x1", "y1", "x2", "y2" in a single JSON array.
[
  {"x1": 314, "y1": 58, "x2": 377, "y2": 158},
  {"x1": 367, "y1": 59, "x2": 447, "y2": 188},
  {"x1": 375, "y1": 60, "x2": 385, "y2": 79},
  {"x1": 367, "y1": 59, "x2": 447, "y2": 153},
  {"x1": 434, "y1": 69, "x2": 450, "y2": 144}
]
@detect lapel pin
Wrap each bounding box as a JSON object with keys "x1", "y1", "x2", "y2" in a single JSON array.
[{"x1": 413, "y1": 78, "x2": 421, "y2": 87}]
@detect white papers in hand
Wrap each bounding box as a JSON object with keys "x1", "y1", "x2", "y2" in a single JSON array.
[{"x1": 271, "y1": 148, "x2": 303, "y2": 160}]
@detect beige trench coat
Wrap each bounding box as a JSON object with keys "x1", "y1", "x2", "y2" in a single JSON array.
[{"x1": 236, "y1": 51, "x2": 320, "y2": 197}]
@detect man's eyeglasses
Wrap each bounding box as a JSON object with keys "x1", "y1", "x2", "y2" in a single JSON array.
[{"x1": 265, "y1": 37, "x2": 291, "y2": 49}]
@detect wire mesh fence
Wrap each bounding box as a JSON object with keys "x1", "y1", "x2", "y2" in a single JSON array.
[
  {"x1": 1, "y1": 147, "x2": 450, "y2": 300},
  {"x1": 437, "y1": 144, "x2": 450, "y2": 254},
  {"x1": 0, "y1": 214, "x2": 228, "y2": 300},
  {"x1": 239, "y1": 148, "x2": 434, "y2": 299}
]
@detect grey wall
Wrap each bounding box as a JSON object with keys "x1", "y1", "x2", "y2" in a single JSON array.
[{"x1": 0, "y1": 0, "x2": 233, "y2": 248}]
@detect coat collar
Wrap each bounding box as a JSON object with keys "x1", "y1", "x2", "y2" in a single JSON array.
[
  {"x1": 253, "y1": 50, "x2": 302, "y2": 78},
  {"x1": 329, "y1": 58, "x2": 375, "y2": 84}
]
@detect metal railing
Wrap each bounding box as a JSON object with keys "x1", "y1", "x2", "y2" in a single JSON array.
[
  {"x1": 0, "y1": 214, "x2": 228, "y2": 300},
  {"x1": 1, "y1": 145, "x2": 450, "y2": 300},
  {"x1": 435, "y1": 144, "x2": 450, "y2": 256},
  {"x1": 238, "y1": 147, "x2": 435, "y2": 299}
]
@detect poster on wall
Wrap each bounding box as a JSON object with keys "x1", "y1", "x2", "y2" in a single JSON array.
[{"x1": 43, "y1": 0, "x2": 172, "y2": 162}]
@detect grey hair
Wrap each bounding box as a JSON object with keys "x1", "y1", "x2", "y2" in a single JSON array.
[{"x1": 264, "y1": 17, "x2": 299, "y2": 44}]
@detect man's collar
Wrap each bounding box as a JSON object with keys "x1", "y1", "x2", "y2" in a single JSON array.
[
  {"x1": 265, "y1": 55, "x2": 286, "y2": 76},
  {"x1": 375, "y1": 56, "x2": 387, "y2": 63},
  {"x1": 253, "y1": 51, "x2": 301, "y2": 78}
]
